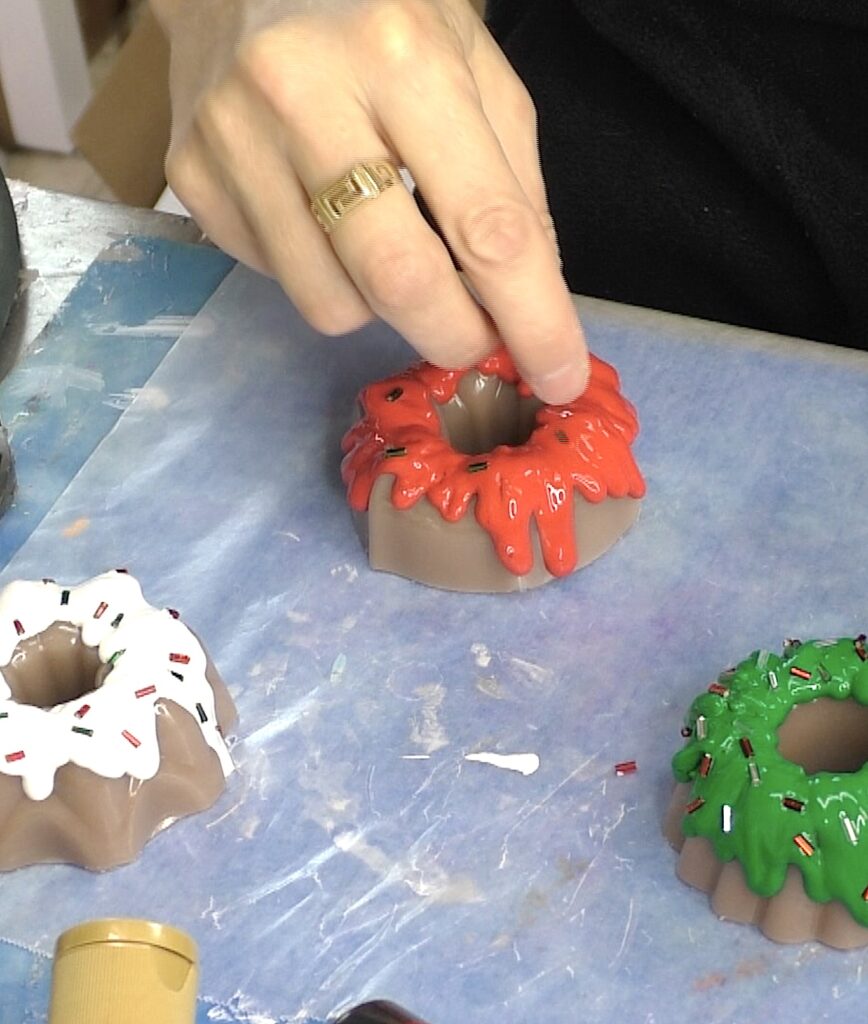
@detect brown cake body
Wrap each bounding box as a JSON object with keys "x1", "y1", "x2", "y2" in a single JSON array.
[
  {"x1": 664, "y1": 783, "x2": 868, "y2": 949},
  {"x1": 667, "y1": 683, "x2": 868, "y2": 949},
  {"x1": 0, "y1": 574, "x2": 236, "y2": 870}
]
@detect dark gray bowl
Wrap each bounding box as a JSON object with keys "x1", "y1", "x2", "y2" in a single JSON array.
[
  {"x1": 0, "y1": 169, "x2": 18, "y2": 336},
  {"x1": 0, "y1": 169, "x2": 20, "y2": 511}
]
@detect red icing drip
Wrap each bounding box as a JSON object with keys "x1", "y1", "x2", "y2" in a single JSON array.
[{"x1": 341, "y1": 347, "x2": 646, "y2": 577}]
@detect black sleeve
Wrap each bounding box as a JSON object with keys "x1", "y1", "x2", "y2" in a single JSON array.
[{"x1": 487, "y1": 0, "x2": 868, "y2": 349}]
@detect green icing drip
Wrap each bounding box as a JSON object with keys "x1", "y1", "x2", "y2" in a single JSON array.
[{"x1": 672, "y1": 637, "x2": 868, "y2": 923}]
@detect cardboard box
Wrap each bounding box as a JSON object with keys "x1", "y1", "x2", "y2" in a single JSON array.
[
  {"x1": 0, "y1": 0, "x2": 124, "y2": 150},
  {"x1": 0, "y1": 0, "x2": 92, "y2": 153},
  {"x1": 72, "y1": 7, "x2": 171, "y2": 207},
  {"x1": 0, "y1": 0, "x2": 124, "y2": 151},
  {"x1": 76, "y1": 0, "x2": 127, "y2": 57},
  {"x1": 0, "y1": 0, "x2": 169, "y2": 206}
]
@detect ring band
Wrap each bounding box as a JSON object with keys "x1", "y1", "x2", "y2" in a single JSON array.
[{"x1": 310, "y1": 160, "x2": 400, "y2": 234}]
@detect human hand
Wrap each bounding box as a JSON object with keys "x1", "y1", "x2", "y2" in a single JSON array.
[{"x1": 152, "y1": 0, "x2": 589, "y2": 403}]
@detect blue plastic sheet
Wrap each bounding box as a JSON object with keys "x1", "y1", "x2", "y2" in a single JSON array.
[
  {"x1": 1, "y1": 259, "x2": 867, "y2": 1023},
  {"x1": 0, "y1": 236, "x2": 232, "y2": 563}
]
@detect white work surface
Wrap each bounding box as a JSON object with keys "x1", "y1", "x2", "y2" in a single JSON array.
[{"x1": 1, "y1": 262, "x2": 868, "y2": 1023}]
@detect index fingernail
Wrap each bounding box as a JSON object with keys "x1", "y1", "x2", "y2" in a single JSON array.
[{"x1": 532, "y1": 360, "x2": 589, "y2": 405}]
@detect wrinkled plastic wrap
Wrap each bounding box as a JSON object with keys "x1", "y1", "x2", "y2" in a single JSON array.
[{"x1": 1, "y1": 256, "x2": 868, "y2": 1024}]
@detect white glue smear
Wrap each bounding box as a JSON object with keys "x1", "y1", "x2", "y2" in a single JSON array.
[
  {"x1": 93, "y1": 315, "x2": 194, "y2": 337},
  {"x1": 464, "y1": 752, "x2": 540, "y2": 776},
  {"x1": 471, "y1": 643, "x2": 492, "y2": 668}
]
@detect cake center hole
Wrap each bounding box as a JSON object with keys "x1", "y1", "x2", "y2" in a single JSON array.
[
  {"x1": 2, "y1": 622, "x2": 103, "y2": 709},
  {"x1": 777, "y1": 697, "x2": 868, "y2": 775},
  {"x1": 438, "y1": 375, "x2": 543, "y2": 456}
]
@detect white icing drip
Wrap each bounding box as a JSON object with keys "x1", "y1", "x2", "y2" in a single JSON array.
[
  {"x1": 464, "y1": 751, "x2": 540, "y2": 776},
  {"x1": 0, "y1": 571, "x2": 234, "y2": 801}
]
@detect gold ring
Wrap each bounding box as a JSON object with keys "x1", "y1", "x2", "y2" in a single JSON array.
[{"x1": 310, "y1": 160, "x2": 400, "y2": 234}]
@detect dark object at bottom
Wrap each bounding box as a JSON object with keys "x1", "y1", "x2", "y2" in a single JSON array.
[
  {"x1": 0, "y1": 426, "x2": 13, "y2": 515},
  {"x1": 337, "y1": 1001, "x2": 430, "y2": 1024}
]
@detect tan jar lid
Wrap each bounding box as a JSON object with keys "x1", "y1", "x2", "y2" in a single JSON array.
[
  {"x1": 50, "y1": 918, "x2": 199, "y2": 1024},
  {"x1": 55, "y1": 918, "x2": 197, "y2": 961}
]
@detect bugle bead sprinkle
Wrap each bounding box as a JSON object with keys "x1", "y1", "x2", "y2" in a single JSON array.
[
  {"x1": 121, "y1": 729, "x2": 141, "y2": 748},
  {"x1": 767, "y1": 670, "x2": 779, "y2": 689},
  {"x1": 757, "y1": 649, "x2": 770, "y2": 669},
  {"x1": 748, "y1": 762, "x2": 761, "y2": 786},
  {"x1": 169, "y1": 653, "x2": 190, "y2": 665},
  {"x1": 721, "y1": 804, "x2": 733, "y2": 833},
  {"x1": 855, "y1": 635, "x2": 867, "y2": 661},
  {"x1": 196, "y1": 703, "x2": 208, "y2": 723},
  {"x1": 739, "y1": 737, "x2": 754, "y2": 758},
  {"x1": 698, "y1": 754, "x2": 713, "y2": 778},
  {"x1": 0, "y1": 712, "x2": 7, "y2": 719},
  {"x1": 12, "y1": 620, "x2": 24, "y2": 636},
  {"x1": 614, "y1": 760, "x2": 637, "y2": 776},
  {"x1": 385, "y1": 387, "x2": 403, "y2": 402},
  {"x1": 708, "y1": 683, "x2": 729, "y2": 698},
  {"x1": 111, "y1": 613, "x2": 124, "y2": 628},
  {"x1": 384, "y1": 446, "x2": 407, "y2": 459},
  {"x1": 170, "y1": 670, "x2": 184, "y2": 682},
  {"x1": 467, "y1": 461, "x2": 489, "y2": 474},
  {"x1": 93, "y1": 602, "x2": 108, "y2": 619},
  {"x1": 555, "y1": 429, "x2": 569, "y2": 444},
  {"x1": 168, "y1": 608, "x2": 180, "y2": 620},
  {"x1": 4, "y1": 750, "x2": 24, "y2": 763},
  {"x1": 842, "y1": 816, "x2": 859, "y2": 845},
  {"x1": 60, "y1": 590, "x2": 70, "y2": 606},
  {"x1": 817, "y1": 663, "x2": 831, "y2": 682},
  {"x1": 686, "y1": 797, "x2": 705, "y2": 814},
  {"x1": 793, "y1": 834, "x2": 815, "y2": 857},
  {"x1": 135, "y1": 685, "x2": 157, "y2": 699},
  {"x1": 74, "y1": 704, "x2": 90, "y2": 718},
  {"x1": 108, "y1": 649, "x2": 125, "y2": 666},
  {"x1": 782, "y1": 797, "x2": 805, "y2": 812},
  {"x1": 71, "y1": 726, "x2": 93, "y2": 737},
  {"x1": 696, "y1": 716, "x2": 708, "y2": 740},
  {"x1": 789, "y1": 666, "x2": 811, "y2": 680}
]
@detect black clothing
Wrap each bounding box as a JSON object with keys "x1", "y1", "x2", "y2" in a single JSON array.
[{"x1": 487, "y1": 0, "x2": 867, "y2": 347}]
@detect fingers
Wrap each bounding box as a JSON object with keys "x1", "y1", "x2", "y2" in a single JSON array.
[
  {"x1": 165, "y1": 2, "x2": 587, "y2": 404},
  {"x1": 309, "y1": 163, "x2": 500, "y2": 368},
  {"x1": 166, "y1": 127, "x2": 273, "y2": 278},
  {"x1": 468, "y1": 26, "x2": 560, "y2": 255},
  {"x1": 329, "y1": 186, "x2": 501, "y2": 368},
  {"x1": 173, "y1": 78, "x2": 374, "y2": 337},
  {"x1": 363, "y1": 23, "x2": 589, "y2": 403},
  {"x1": 238, "y1": 46, "x2": 499, "y2": 367}
]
